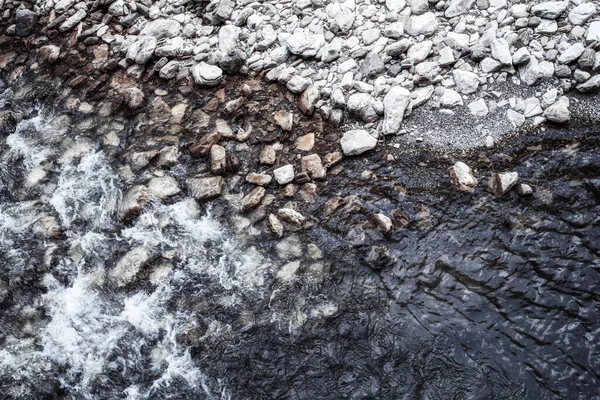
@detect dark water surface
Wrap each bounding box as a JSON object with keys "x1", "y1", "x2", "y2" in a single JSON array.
[{"x1": 0, "y1": 80, "x2": 599, "y2": 400}]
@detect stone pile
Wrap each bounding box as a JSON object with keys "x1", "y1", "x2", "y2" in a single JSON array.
[{"x1": 3, "y1": 0, "x2": 600, "y2": 152}]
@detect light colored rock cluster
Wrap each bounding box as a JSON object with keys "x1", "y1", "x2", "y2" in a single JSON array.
[{"x1": 22, "y1": 0, "x2": 600, "y2": 151}]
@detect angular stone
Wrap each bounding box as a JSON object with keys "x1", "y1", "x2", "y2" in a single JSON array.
[
  {"x1": 341, "y1": 130, "x2": 377, "y2": 156},
  {"x1": 543, "y1": 97, "x2": 570, "y2": 123},
  {"x1": 382, "y1": 86, "x2": 411, "y2": 135},
  {"x1": 453, "y1": 70, "x2": 479, "y2": 94},
  {"x1": 445, "y1": 0, "x2": 475, "y2": 18},
  {"x1": 488, "y1": 172, "x2": 518, "y2": 197},
  {"x1": 347, "y1": 93, "x2": 379, "y2": 122},
  {"x1": 406, "y1": 12, "x2": 438, "y2": 36},
  {"x1": 259, "y1": 145, "x2": 277, "y2": 165},
  {"x1": 507, "y1": 109, "x2": 525, "y2": 127},
  {"x1": 148, "y1": 177, "x2": 181, "y2": 199},
  {"x1": 569, "y1": 3, "x2": 596, "y2": 25},
  {"x1": 295, "y1": 133, "x2": 315, "y2": 151},
  {"x1": 407, "y1": 41, "x2": 433, "y2": 63},
  {"x1": 558, "y1": 43, "x2": 585, "y2": 65},
  {"x1": 512, "y1": 47, "x2": 531, "y2": 65},
  {"x1": 491, "y1": 38, "x2": 512, "y2": 65},
  {"x1": 267, "y1": 214, "x2": 284, "y2": 237},
  {"x1": 578, "y1": 49, "x2": 596, "y2": 71},
  {"x1": 298, "y1": 85, "x2": 320, "y2": 116},
  {"x1": 188, "y1": 176, "x2": 224, "y2": 200},
  {"x1": 586, "y1": 21, "x2": 600, "y2": 43},
  {"x1": 210, "y1": 144, "x2": 226, "y2": 175},
  {"x1": 468, "y1": 98, "x2": 488, "y2": 116},
  {"x1": 575, "y1": 75, "x2": 600, "y2": 93},
  {"x1": 191, "y1": 62, "x2": 223, "y2": 87},
  {"x1": 241, "y1": 187, "x2": 266, "y2": 211},
  {"x1": 361, "y1": 52, "x2": 385, "y2": 79},
  {"x1": 273, "y1": 110, "x2": 293, "y2": 131},
  {"x1": 277, "y1": 208, "x2": 305, "y2": 227},
  {"x1": 301, "y1": 154, "x2": 326, "y2": 180},
  {"x1": 370, "y1": 214, "x2": 393, "y2": 236},
  {"x1": 273, "y1": 165, "x2": 295, "y2": 185},
  {"x1": 449, "y1": 161, "x2": 478, "y2": 193},
  {"x1": 440, "y1": 89, "x2": 463, "y2": 107},
  {"x1": 140, "y1": 19, "x2": 181, "y2": 39},
  {"x1": 531, "y1": 1, "x2": 568, "y2": 19},
  {"x1": 246, "y1": 172, "x2": 272, "y2": 186},
  {"x1": 189, "y1": 130, "x2": 221, "y2": 157}
]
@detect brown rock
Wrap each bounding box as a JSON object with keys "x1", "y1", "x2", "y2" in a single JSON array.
[
  {"x1": 188, "y1": 129, "x2": 221, "y2": 157},
  {"x1": 226, "y1": 153, "x2": 240, "y2": 173},
  {"x1": 259, "y1": 145, "x2": 277, "y2": 165},
  {"x1": 299, "y1": 183, "x2": 318, "y2": 202},
  {"x1": 267, "y1": 214, "x2": 284, "y2": 237},
  {"x1": 323, "y1": 151, "x2": 343, "y2": 168},
  {"x1": 279, "y1": 183, "x2": 297, "y2": 197},
  {"x1": 119, "y1": 185, "x2": 150, "y2": 221},
  {"x1": 277, "y1": 208, "x2": 305, "y2": 227},
  {"x1": 301, "y1": 154, "x2": 326, "y2": 180},
  {"x1": 488, "y1": 172, "x2": 518, "y2": 197},
  {"x1": 241, "y1": 187, "x2": 266, "y2": 211},
  {"x1": 38, "y1": 45, "x2": 60, "y2": 64},
  {"x1": 295, "y1": 133, "x2": 315, "y2": 151},
  {"x1": 391, "y1": 209, "x2": 410, "y2": 228},
  {"x1": 246, "y1": 172, "x2": 272, "y2": 186},
  {"x1": 188, "y1": 176, "x2": 224, "y2": 200},
  {"x1": 370, "y1": 213, "x2": 393, "y2": 236},
  {"x1": 449, "y1": 161, "x2": 478, "y2": 193},
  {"x1": 273, "y1": 110, "x2": 293, "y2": 131},
  {"x1": 210, "y1": 144, "x2": 226, "y2": 175},
  {"x1": 298, "y1": 85, "x2": 320, "y2": 115}
]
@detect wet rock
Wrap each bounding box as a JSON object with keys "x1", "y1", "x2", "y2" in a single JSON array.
[
  {"x1": 364, "y1": 246, "x2": 395, "y2": 268},
  {"x1": 301, "y1": 154, "x2": 326, "y2": 180},
  {"x1": 246, "y1": 172, "x2": 272, "y2": 186},
  {"x1": 341, "y1": 129, "x2": 377, "y2": 156},
  {"x1": 298, "y1": 85, "x2": 320, "y2": 116},
  {"x1": 111, "y1": 246, "x2": 153, "y2": 286},
  {"x1": 15, "y1": 9, "x2": 37, "y2": 37},
  {"x1": 277, "y1": 261, "x2": 301, "y2": 281},
  {"x1": 259, "y1": 145, "x2": 277, "y2": 165},
  {"x1": 295, "y1": 133, "x2": 315, "y2": 152},
  {"x1": 119, "y1": 185, "x2": 150, "y2": 221},
  {"x1": 189, "y1": 130, "x2": 221, "y2": 157},
  {"x1": 273, "y1": 164, "x2": 295, "y2": 185},
  {"x1": 391, "y1": 209, "x2": 411, "y2": 228},
  {"x1": 273, "y1": 110, "x2": 293, "y2": 131},
  {"x1": 59, "y1": 9, "x2": 86, "y2": 32},
  {"x1": 370, "y1": 214, "x2": 393, "y2": 236},
  {"x1": 516, "y1": 183, "x2": 533, "y2": 197},
  {"x1": 122, "y1": 87, "x2": 145, "y2": 110},
  {"x1": 191, "y1": 62, "x2": 223, "y2": 87},
  {"x1": 277, "y1": 208, "x2": 305, "y2": 227},
  {"x1": 382, "y1": 87, "x2": 411, "y2": 135},
  {"x1": 188, "y1": 176, "x2": 224, "y2": 200},
  {"x1": 449, "y1": 161, "x2": 478, "y2": 193},
  {"x1": 226, "y1": 153, "x2": 241, "y2": 174},
  {"x1": 38, "y1": 45, "x2": 60, "y2": 64},
  {"x1": 148, "y1": 177, "x2": 181, "y2": 199},
  {"x1": 210, "y1": 144, "x2": 226, "y2": 175},
  {"x1": 267, "y1": 214, "x2": 284, "y2": 237},
  {"x1": 488, "y1": 172, "x2": 519, "y2": 197},
  {"x1": 34, "y1": 216, "x2": 62, "y2": 239},
  {"x1": 241, "y1": 187, "x2": 266, "y2": 211}
]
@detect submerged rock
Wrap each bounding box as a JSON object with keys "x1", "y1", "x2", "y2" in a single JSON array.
[
  {"x1": 370, "y1": 214, "x2": 393, "y2": 236},
  {"x1": 188, "y1": 177, "x2": 224, "y2": 200},
  {"x1": 267, "y1": 214, "x2": 284, "y2": 237},
  {"x1": 119, "y1": 185, "x2": 150, "y2": 221}
]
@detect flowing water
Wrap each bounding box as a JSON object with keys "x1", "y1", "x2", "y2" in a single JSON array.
[{"x1": 0, "y1": 86, "x2": 599, "y2": 400}]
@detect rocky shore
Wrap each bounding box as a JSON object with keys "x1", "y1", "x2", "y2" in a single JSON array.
[
  {"x1": 3, "y1": 0, "x2": 600, "y2": 148},
  {"x1": 1, "y1": 0, "x2": 600, "y2": 241}
]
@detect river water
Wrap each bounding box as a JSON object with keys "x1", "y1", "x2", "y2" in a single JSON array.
[{"x1": 0, "y1": 83, "x2": 599, "y2": 400}]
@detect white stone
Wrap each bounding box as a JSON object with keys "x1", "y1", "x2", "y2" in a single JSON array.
[
  {"x1": 449, "y1": 161, "x2": 478, "y2": 192},
  {"x1": 445, "y1": 0, "x2": 475, "y2": 18},
  {"x1": 587, "y1": 21, "x2": 600, "y2": 43},
  {"x1": 287, "y1": 76, "x2": 310, "y2": 93},
  {"x1": 523, "y1": 97, "x2": 543, "y2": 117},
  {"x1": 440, "y1": 89, "x2": 463, "y2": 107},
  {"x1": 406, "y1": 12, "x2": 438, "y2": 36},
  {"x1": 558, "y1": 43, "x2": 585, "y2": 65},
  {"x1": 491, "y1": 38, "x2": 512, "y2": 65},
  {"x1": 382, "y1": 87, "x2": 411, "y2": 135},
  {"x1": 507, "y1": 109, "x2": 525, "y2": 127},
  {"x1": 531, "y1": 1, "x2": 568, "y2": 19},
  {"x1": 407, "y1": 41, "x2": 433, "y2": 63},
  {"x1": 273, "y1": 165, "x2": 295, "y2": 185},
  {"x1": 386, "y1": 0, "x2": 406, "y2": 12},
  {"x1": 453, "y1": 70, "x2": 479, "y2": 94},
  {"x1": 468, "y1": 98, "x2": 489, "y2": 116},
  {"x1": 362, "y1": 28, "x2": 381, "y2": 45},
  {"x1": 512, "y1": 47, "x2": 531, "y2": 65},
  {"x1": 543, "y1": 96, "x2": 570, "y2": 123},
  {"x1": 439, "y1": 47, "x2": 455, "y2": 66},
  {"x1": 341, "y1": 130, "x2": 378, "y2": 156},
  {"x1": 569, "y1": 3, "x2": 596, "y2": 26}
]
